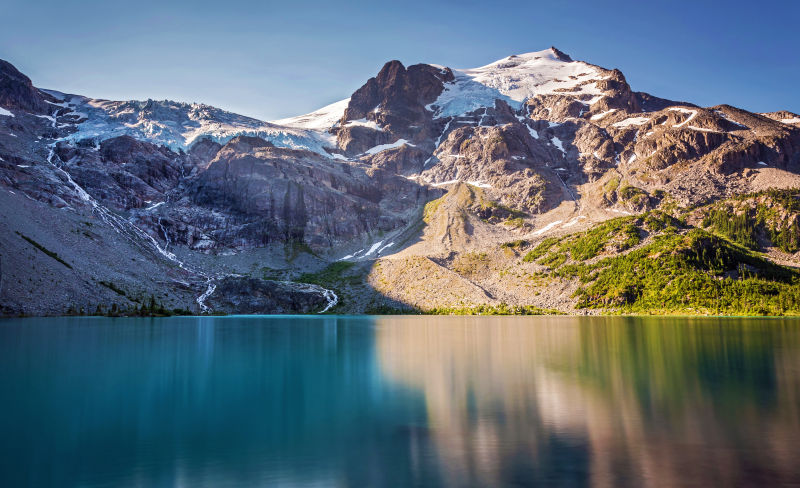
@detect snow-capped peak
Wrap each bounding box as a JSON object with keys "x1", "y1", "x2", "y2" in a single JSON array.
[{"x1": 427, "y1": 47, "x2": 605, "y2": 118}]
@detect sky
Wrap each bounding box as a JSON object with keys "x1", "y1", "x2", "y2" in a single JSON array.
[{"x1": 2, "y1": 0, "x2": 798, "y2": 121}]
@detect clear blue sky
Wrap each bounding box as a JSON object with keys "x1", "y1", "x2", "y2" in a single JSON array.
[{"x1": 2, "y1": 0, "x2": 798, "y2": 120}]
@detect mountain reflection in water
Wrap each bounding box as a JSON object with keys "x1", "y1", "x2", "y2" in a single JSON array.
[
  {"x1": 375, "y1": 316, "x2": 800, "y2": 487},
  {"x1": 0, "y1": 315, "x2": 798, "y2": 487}
]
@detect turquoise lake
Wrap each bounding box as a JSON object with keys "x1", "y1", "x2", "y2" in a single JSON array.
[{"x1": 1, "y1": 315, "x2": 799, "y2": 487}]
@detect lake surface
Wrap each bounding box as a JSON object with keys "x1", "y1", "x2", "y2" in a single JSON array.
[{"x1": 1, "y1": 316, "x2": 799, "y2": 487}]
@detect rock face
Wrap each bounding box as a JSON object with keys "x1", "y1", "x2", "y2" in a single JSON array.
[
  {"x1": 333, "y1": 60, "x2": 454, "y2": 158},
  {"x1": 54, "y1": 136, "x2": 185, "y2": 210},
  {"x1": 186, "y1": 135, "x2": 428, "y2": 249},
  {"x1": 2, "y1": 49, "x2": 800, "y2": 316},
  {"x1": 206, "y1": 277, "x2": 329, "y2": 314}
]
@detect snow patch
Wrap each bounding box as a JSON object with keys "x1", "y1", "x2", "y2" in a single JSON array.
[
  {"x1": 551, "y1": 136, "x2": 565, "y2": 153},
  {"x1": 364, "y1": 240, "x2": 384, "y2": 257},
  {"x1": 145, "y1": 201, "x2": 165, "y2": 211},
  {"x1": 563, "y1": 216, "x2": 586, "y2": 227},
  {"x1": 669, "y1": 107, "x2": 698, "y2": 128},
  {"x1": 364, "y1": 139, "x2": 414, "y2": 155},
  {"x1": 534, "y1": 220, "x2": 563, "y2": 235},
  {"x1": 344, "y1": 118, "x2": 384, "y2": 131},
  {"x1": 688, "y1": 125, "x2": 723, "y2": 133},
  {"x1": 0, "y1": 107, "x2": 14, "y2": 117},
  {"x1": 590, "y1": 109, "x2": 617, "y2": 121},
  {"x1": 431, "y1": 179, "x2": 461, "y2": 187},
  {"x1": 781, "y1": 117, "x2": 800, "y2": 124},
  {"x1": 713, "y1": 110, "x2": 748, "y2": 129},
  {"x1": 612, "y1": 117, "x2": 649, "y2": 128},
  {"x1": 377, "y1": 242, "x2": 395, "y2": 254}
]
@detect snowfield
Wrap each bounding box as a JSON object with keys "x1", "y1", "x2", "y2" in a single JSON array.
[
  {"x1": 427, "y1": 48, "x2": 606, "y2": 118},
  {"x1": 270, "y1": 98, "x2": 349, "y2": 130},
  {"x1": 48, "y1": 92, "x2": 339, "y2": 157}
]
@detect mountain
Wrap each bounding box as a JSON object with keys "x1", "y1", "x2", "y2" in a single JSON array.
[{"x1": 2, "y1": 47, "x2": 800, "y2": 316}]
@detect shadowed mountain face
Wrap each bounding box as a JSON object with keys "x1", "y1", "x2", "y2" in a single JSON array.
[
  {"x1": 0, "y1": 60, "x2": 53, "y2": 114},
  {"x1": 1, "y1": 48, "x2": 800, "y2": 315}
]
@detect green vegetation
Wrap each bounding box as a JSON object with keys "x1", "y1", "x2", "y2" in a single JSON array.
[
  {"x1": 505, "y1": 217, "x2": 525, "y2": 228},
  {"x1": 603, "y1": 176, "x2": 620, "y2": 196},
  {"x1": 770, "y1": 220, "x2": 800, "y2": 254},
  {"x1": 480, "y1": 199, "x2": 526, "y2": 218},
  {"x1": 423, "y1": 197, "x2": 443, "y2": 223},
  {"x1": 565, "y1": 217, "x2": 641, "y2": 260},
  {"x1": 568, "y1": 229, "x2": 800, "y2": 315},
  {"x1": 522, "y1": 209, "x2": 800, "y2": 315},
  {"x1": 285, "y1": 239, "x2": 316, "y2": 262},
  {"x1": 701, "y1": 208, "x2": 757, "y2": 249},
  {"x1": 523, "y1": 237, "x2": 559, "y2": 262},
  {"x1": 258, "y1": 266, "x2": 286, "y2": 281},
  {"x1": 298, "y1": 261, "x2": 358, "y2": 286},
  {"x1": 16, "y1": 232, "x2": 72, "y2": 269},
  {"x1": 65, "y1": 295, "x2": 193, "y2": 317},
  {"x1": 477, "y1": 198, "x2": 527, "y2": 224},
  {"x1": 700, "y1": 188, "x2": 800, "y2": 253},
  {"x1": 426, "y1": 303, "x2": 563, "y2": 315},
  {"x1": 297, "y1": 261, "x2": 362, "y2": 313},
  {"x1": 363, "y1": 304, "x2": 422, "y2": 315},
  {"x1": 618, "y1": 183, "x2": 649, "y2": 207},
  {"x1": 99, "y1": 281, "x2": 127, "y2": 297},
  {"x1": 525, "y1": 216, "x2": 643, "y2": 268},
  {"x1": 501, "y1": 239, "x2": 529, "y2": 250}
]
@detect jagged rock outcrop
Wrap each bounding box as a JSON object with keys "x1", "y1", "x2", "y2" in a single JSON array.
[{"x1": 333, "y1": 60, "x2": 454, "y2": 156}]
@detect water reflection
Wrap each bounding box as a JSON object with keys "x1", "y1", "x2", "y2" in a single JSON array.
[
  {"x1": 0, "y1": 316, "x2": 798, "y2": 487},
  {"x1": 376, "y1": 316, "x2": 800, "y2": 487}
]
